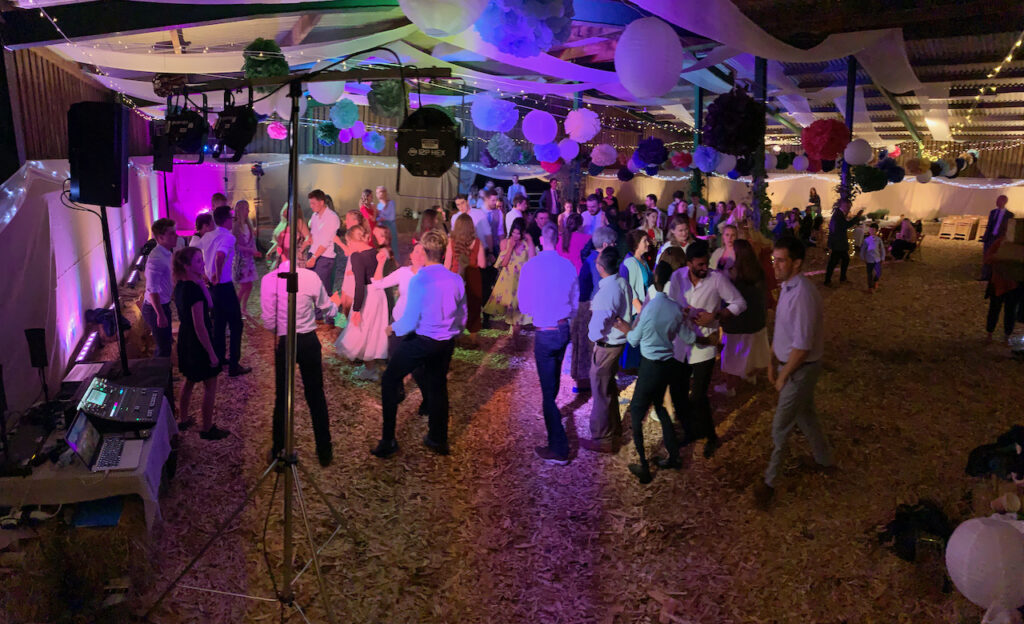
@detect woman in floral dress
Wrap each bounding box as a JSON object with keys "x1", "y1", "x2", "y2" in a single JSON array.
[{"x1": 483, "y1": 218, "x2": 535, "y2": 342}]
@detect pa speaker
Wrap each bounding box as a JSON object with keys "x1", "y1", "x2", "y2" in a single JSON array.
[
  {"x1": 24, "y1": 328, "x2": 46, "y2": 370},
  {"x1": 68, "y1": 102, "x2": 129, "y2": 207},
  {"x1": 397, "y1": 107, "x2": 461, "y2": 178}
]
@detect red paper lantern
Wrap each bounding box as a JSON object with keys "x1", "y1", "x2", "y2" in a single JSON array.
[
  {"x1": 801, "y1": 119, "x2": 851, "y2": 161},
  {"x1": 540, "y1": 160, "x2": 562, "y2": 174},
  {"x1": 807, "y1": 158, "x2": 822, "y2": 173}
]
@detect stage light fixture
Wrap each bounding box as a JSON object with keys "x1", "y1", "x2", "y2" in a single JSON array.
[
  {"x1": 75, "y1": 330, "x2": 100, "y2": 364},
  {"x1": 397, "y1": 106, "x2": 462, "y2": 178},
  {"x1": 212, "y1": 105, "x2": 258, "y2": 162}
]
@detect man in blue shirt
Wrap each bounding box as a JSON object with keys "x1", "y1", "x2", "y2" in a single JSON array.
[
  {"x1": 614, "y1": 262, "x2": 695, "y2": 484},
  {"x1": 571, "y1": 226, "x2": 618, "y2": 394}
]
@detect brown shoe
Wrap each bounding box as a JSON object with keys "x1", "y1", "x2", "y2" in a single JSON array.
[
  {"x1": 753, "y1": 482, "x2": 775, "y2": 510},
  {"x1": 580, "y1": 437, "x2": 617, "y2": 454},
  {"x1": 797, "y1": 456, "x2": 838, "y2": 476}
]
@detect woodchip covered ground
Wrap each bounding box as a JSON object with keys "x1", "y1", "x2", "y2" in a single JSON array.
[{"x1": 4, "y1": 235, "x2": 1023, "y2": 624}]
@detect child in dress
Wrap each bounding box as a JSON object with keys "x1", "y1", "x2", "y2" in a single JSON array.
[{"x1": 483, "y1": 218, "x2": 535, "y2": 343}]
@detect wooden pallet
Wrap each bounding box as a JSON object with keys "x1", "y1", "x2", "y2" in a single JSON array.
[
  {"x1": 938, "y1": 215, "x2": 959, "y2": 239},
  {"x1": 952, "y1": 217, "x2": 979, "y2": 241}
]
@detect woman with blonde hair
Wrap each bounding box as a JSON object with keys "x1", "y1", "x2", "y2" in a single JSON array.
[
  {"x1": 483, "y1": 217, "x2": 535, "y2": 341},
  {"x1": 231, "y1": 200, "x2": 261, "y2": 316},
  {"x1": 445, "y1": 213, "x2": 485, "y2": 343}
]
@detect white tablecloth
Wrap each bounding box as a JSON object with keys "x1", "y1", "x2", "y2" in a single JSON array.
[{"x1": 0, "y1": 398, "x2": 178, "y2": 530}]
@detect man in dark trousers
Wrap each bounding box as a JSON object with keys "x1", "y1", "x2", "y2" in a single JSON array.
[
  {"x1": 980, "y1": 195, "x2": 1014, "y2": 281},
  {"x1": 206, "y1": 204, "x2": 252, "y2": 376},
  {"x1": 539, "y1": 178, "x2": 561, "y2": 216},
  {"x1": 824, "y1": 199, "x2": 864, "y2": 287}
]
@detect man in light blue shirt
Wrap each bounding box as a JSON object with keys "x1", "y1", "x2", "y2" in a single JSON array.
[
  {"x1": 374, "y1": 230, "x2": 467, "y2": 459},
  {"x1": 614, "y1": 261, "x2": 695, "y2": 484},
  {"x1": 518, "y1": 223, "x2": 579, "y2": 464},
  {"x1": 376, "y1": 185, "x2": 399, "y2": 262},
  {"x1": 580, "y1": 248, "x2": 632, "y2": 454},
  {"x1": 507, "y1": 175, "x2": 526, "y2": 205}
]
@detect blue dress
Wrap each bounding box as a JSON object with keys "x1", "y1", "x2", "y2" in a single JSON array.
[{"x1": 618, "y1": 254, "x2": 651, "y2": 370}]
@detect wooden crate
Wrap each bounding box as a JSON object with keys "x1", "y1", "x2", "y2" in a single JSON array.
[
  {"x1": 953, "y1": 217, "x2": 979, "y2": 241},
  {"x1": 938, "y1": 215, "x2": 960, "y2": 239}
]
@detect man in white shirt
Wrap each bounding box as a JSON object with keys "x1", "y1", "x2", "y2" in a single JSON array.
[
  {"x1": 305, "y1": 189, "x2": 341, "y2": 317},
  {"x1": 505, "y1": 195, "x2": 526, "y2": 237},
  {"x1": 373, "y1": 230, "x2": 467, "y2": 459},
  {"x1": 450, "y1": 193, "x2": 473, "y2": 230},
  {"x1": 261, "y1": 228, "x2": 342, "y2": 467},
  {"x1": 517, "y1": 224, "x2": 579, "y2": 464},
  {"x1": 141, "y1": 218, "x2": 177, "y2": 357},
  {"x1": 507, "y1": 175, "x2": 526, "y2": 205},
  {"x1": 205, "y1": 205, "x2": 251, "y2": 376},
  {"x1": 580, "y1": 194, "x2": 608, "y2": 236},
  {"x1": 666, "y1": 239, "x2": 746, "y2": 458},
  {"x1": 189, "y1": 213, "x2": 215, "y2": 248},
  {"x1": 755, "y1": 236, "x2": 833, "y2": 510}
]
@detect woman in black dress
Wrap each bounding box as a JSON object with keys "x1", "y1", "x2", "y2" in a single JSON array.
[{"x1": 172, "y1": 246, "x2": 229, "y2": 440}]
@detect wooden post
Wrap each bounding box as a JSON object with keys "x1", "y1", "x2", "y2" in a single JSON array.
[
  {"x1": 841, "y1": 55, "x2": 857, "y2": 202},
  {"x1": 752, "y1": 57, "x2": 768, "y2": 230}
]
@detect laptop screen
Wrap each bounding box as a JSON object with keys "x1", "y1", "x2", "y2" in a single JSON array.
[{"x1": 67, "y1": 413, "x2": 100, "y2": 465}]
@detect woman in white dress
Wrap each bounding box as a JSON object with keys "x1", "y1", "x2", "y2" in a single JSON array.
[
  {"x1": 716, "y1": 239, "x2": 771, "y2": 396},
  {"x1": 334, "y1": 225, "x2": 389, "y2": 379},
  {"x1": 709, "y1": 224, "x2": 738, "y2": 272}
]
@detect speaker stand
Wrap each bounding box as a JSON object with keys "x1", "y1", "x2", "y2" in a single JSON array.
[{"x1": 99, "y1": 205, "x2": 131, "y2": 377}]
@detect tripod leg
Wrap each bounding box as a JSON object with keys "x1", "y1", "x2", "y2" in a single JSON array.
[
  {"x1": 291, "y1": 465, "x2": 339, "y2": 624},
  {"x1": 296, "y1": 462, "x2": 348, "y2": 528},
  {"x1": 143, "y1": 460, "x2": 279, "y2": 620}
]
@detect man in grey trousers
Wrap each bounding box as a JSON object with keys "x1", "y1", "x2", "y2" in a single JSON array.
[{"x1": 755, "y1": 236, "x2": 835, "y2": 510}]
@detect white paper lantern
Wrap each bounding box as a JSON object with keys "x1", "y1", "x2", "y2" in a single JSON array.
[
  {"x1": 253, "y1": 93, "x2": 277, "y2": 117},
  {"x1": 792, "y1": 155, "x2": 809, "y2": 172},
  {"x1": 843, "y1": 138, "x2": 873, "y2": 166},
  {"x1": 275, "y1": 91, "x2": 307, "y2": 120},
  {"x1": 306, "y1": 61, "x2": 347, "y2": 105},
  {"x1": 398, "y1": 0, "x2": 487, "y2": 38},
  {"x1": 947, "y1": 517, "x2": 1024, "y2": 610},
  {"x1": 916, "y1": 172, "x2": 932, "y2": 184},
  {"x1": 716, "y1": 153, "x2": 737, "y2": 175},
  {"x1": 558, "y1": 138, "x2": 580, "y2": 161},
  {"x1": 614, "y1": 17, "x2": 683, "y2": 99},
  {"x1": 522, "y1": 110, "x2": 557, "y2": 145},
  {"x1": 765, "y1": 153, "x2": 778, "y2": 170},
  {"x1": 564, "y1": 108, "x2": 601, "y2": 143}
]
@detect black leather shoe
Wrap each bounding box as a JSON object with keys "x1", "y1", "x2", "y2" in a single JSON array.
[
  {"x1": 370, "y1": 439, "x2": 399, "y2": 458},
  {"x1": 628, "y1": 463, "x2": 653, "y2": 484},
  {"x1": 422, "y1": 435, "x2": 450, "y2": 456},
  {"x1": 316, "y1": 444, "x2": 333, "y2": 467},
  {"x1": 654, "y1": 456, "x2": 682, "y2": 470},
  {"x1": 229, "y1": 364, "x2": 253, "y2": 377}
]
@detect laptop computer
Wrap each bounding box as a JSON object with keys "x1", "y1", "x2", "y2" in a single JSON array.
[{"x1": 66, "y1": 412, "x2": 143, "y2": 473}]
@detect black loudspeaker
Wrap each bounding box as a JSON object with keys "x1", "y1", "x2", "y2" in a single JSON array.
[
  {"x1": 25, "y1": 329, "x2": 47, "y2": 370},
  {"x1": 397, "y1": 107, "x2": 461, "y2": 178},
  {"x1": 68, "y1": 102, "x2": 129, "y2": 207}
]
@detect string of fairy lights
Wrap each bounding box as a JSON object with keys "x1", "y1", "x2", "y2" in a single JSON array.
[{"x1": 950, "y1": 28, "x2": 1024, "y2": 137}]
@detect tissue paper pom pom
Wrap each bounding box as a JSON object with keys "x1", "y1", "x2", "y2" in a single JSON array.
[
  {"x1": 591, "y1": 143, "x2": 618, "y2": 167},
  {"x1": 735, "y1": 155, "x2": 753, "y2": 176},
  {"x1": 330, "y1": 99, "x2": 359, "y2": 129},
  {"x1": 267, "y1": 121, "x2": 288, "y2": 140},
  {"x1": 243, "y1": 38, "x2": 290, "y2": 85},
  {"x1": 853, "y1": 165, "x2": 888, "y2": 192},
  {"x1": 644, "y1": 165, "x2": 659, "y2": 176},
  {"x1": 350, "y1": 120, "x2": 366, "y2": 140},
  {"x1": 564, "y1": 108, "x2": 601, "y2": 142},
  {"x1": 843, "y1": 138, "x2": 873, "y2": 165},
  {"x1": 776, "y1": 151, "x2": 795, "y2": 169},
  {"x1": 693, "y1": 146, "x2": 721, "y2": 173},
  {"x1": 515, "y1": 144, "x2": 533, "y2": 165},
  {"x1": 535, "y1": 142, "x2": 561, "y2": 163},
  {"x1": 916, "y1": 172, "x2": 932, "y2": 183},
  {"x1": 362, "y1": 130, "x2": 386, "y2": 153},
  {"x1": 558, "y1": 138, "x2": 579, "y2": 161},
  {"x1": 636, "y1": 137, "x2": 668, "y2": 166},
  {"x1": 930, "y1": 161, "x2": 943, "y2": 177},
  {"x1": 481, "y1": 149, "x2": 498, "y2": 168},
  {"x1": 488, "y1": 133, "x2": 518, "y2": 163},
  {"x1": 316, "y1": 122, "x2": 338, "y2": 146},
  {"x1": 627, "y1": 153, "x2": 642, "y2": 173},
  {"x1": 670, "y1": 152, "x2": 693, "y2": 169},
  {"x1": 523, "y1": 110, "x2": 558, "y2": 145},
  {"x1": 807, "y1": 158, "x2": 822, "y2": 173},
  {"x1": 715, "y1": 153, "x2": 737, "y2": 175},
  {"x1": 587, "y1": 163, "x2": 605, "y2": 176},
  {"x1": 703, "y1": 86, "x2": 765, "y2": 156},
  {"x1": 889, "y1": 145, "x2": 902, "y2": 158},
  {"x1": 905, "y1": 158, "x2": 925, "y2": 175},
  {"x1": 617, "y1": 166, "x2": 634, "y2": 182},
  {"x1": 615, "y1": 17, "x2": 684, "y2": 99},
  {"x1": 792, "y1": 155, "x2": 809, "y2": 172},
  {"x1": 956, "y1": 157, "x2": 966, "y2": 171},
  {"x1": 540, "y1": 161, "x2": 561, "y2": 174},
  {"x1": 367, "y1": 80, "x2": 405, "y2": 119},
  {"x1": 398, "y1": 0, "x2": 487, "y2": 38},
  {"x1": 727, "y1": 170, "x2": 740, "y2": 180},
  {"x1": 802, "y1": 119, "x2": 851, "y2": 161},
  {"x1": 337, "y1": 128, "x2": 352, "y2": 143},
  {"x1": 471, "y1": 95, "x2": 518, "y2": 133},
  {"x1": 474, "y1": 0, "x2": 575, "y2": 58},
  {"x1": 885, "y1": 166, "x2": 905, "y2": 183}
]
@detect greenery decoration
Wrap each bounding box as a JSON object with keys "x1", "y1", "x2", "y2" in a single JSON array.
[
  {"x1": 852, "y1": 165, "x2": 888, "y2": 193},
  {"x1": 316, "y1": 122, "x2": 339, "y2": 147},
  {"x1": 367, "y1": 80, "x2": 405, "y2": 119},
  {"x1": 242, "y1": 38, "x2": 290, "y2": 92}
]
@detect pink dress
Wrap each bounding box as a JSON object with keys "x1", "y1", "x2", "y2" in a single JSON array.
[{"x1": 556, "y1": 231, "x2": 589, "y2": 274}]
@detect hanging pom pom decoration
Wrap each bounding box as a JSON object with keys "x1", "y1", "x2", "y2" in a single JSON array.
[
  {"x1": 703, "y1": 86, "x2": 765, "y2": 156},
  {"x1": 516, "y1": 144, "x2": 533, "y2": 165},
  {"x1": 337, "y1": 127, "x2": 352, "y2": 143},
  {"x1": 470, "y1": 95, "x2": 518, "y2": 133},
  {"x1": 792, "y1": 154, "x2": 809, "y2": 172},
  {"x1": 776, "y1": 151, "x2": 795, "y2": 169},
  {"x1": 487, "y1": 133, "x2": 518, "y2": 163},
  {"x1": 946, "y1": 518, "x2": 1024, "y2": 614},
  {"x1": 367, "y1": 80, "x2": 405, "y2": 119},
  {"x1": 670, "y1": 152, "x2": 693, "y2": 170},
  {"x1": 905, "y1": 158, "x2": 925, "y2": 175},
  {"x1": 617, "y1": 166, "x2": 634, "y2": 182},
  {"x1": 474, "y1": 0, "x2": 575, "y2": 58},
  {"x1": 614, "y1": 17, "x2": 683, "y2": 99},
  {"x1": 843, "y1": 138, "x2": 873, "y2": 166},
  {"x1": 540, "y1": 161, "x2": 562, "y2": 174},
  {"x1": 916, "y1": 172, "x2": 932, "y2": 184},
  {"x1": 307, "y1": 61, "x2": 346, "y2": 105},
  {"x1": 693, "y1": 145, "x2": 721, "y2": 173},
  {"x1": 361, "y1": 130, "x2": 386, "y2": 153},
  {"x1": 534, "y1": 142, "x2": 561, "y2": 163},
  {"x1": 802, "y1": 119, "x2": 851, "y2": 161},
  {"x1": 821, "y1": 159, "x2": 836, "y2": 173},
  {"x1": 889, "y1": 144, "x2": 902, "y2": 158},
  {"x1": 853, "y1": 165, "x2": 888, "y2": 192},
  {"x1": 636, "y1": 137, "x2": 668, "y2": 167},
  {"x1": 885, "y1": 166, "x2": 906, "y2": 183},
  {"x1": 350, "y1": 120, "x2": 366, "y2": 140},
  {"x1": 242, "y1": 38, "x2": 290, "y2": 93},
  {"x1": 398, "y1": 0, "x2": 488, "y2": 38},
  {"x1": 480, "y1": 149, "x2": 498, "y2": 168},
  {"x1": 930, "y1": 161, "x2": 944, "y2": 177},
  {"x1": 316, "y1": 122, "x2": 339, "y2": 147},
  {"x1": 956, "y1": 157, "x2": 966, "y2": 172},
  {"x1": 558, "y1": 138, "x2": 579, "y2": 161},
  {"x1": 765, "y1": 153, "x2": 778, "y2": 170},
  {"x1": 590, "y1": 143, "x2": 618, "y2": 167},
  {"x1": 522, "y1": 110, "x2": 558, "y2": 145},
  {"x1": 267, "y1": 121, "x2": 288, "y2": 140},
  {"x1": 715, "y1": 153, "x2": 737, "y2": 175},
  {"x1": 330, "y1": 99, "x2": 359, "y2": 129},
  {"x1": 564, "y1": 108, "x2": 601, "y2": 143},
  {"x1": 644, "y1": 165, "x2": 659, "y2": 176},
  {"x1": 807, "y1": 158, "x2": 822, "y2": 173},
  {"x1": 735, "y1": 155, "x2": 753, "y2": 177},
  {"x1": 627, "y1": 153, "x2": 642, "y2": 173},
  {"x1": 727, "y1": 170, "x2": 740, "y2": 180}
]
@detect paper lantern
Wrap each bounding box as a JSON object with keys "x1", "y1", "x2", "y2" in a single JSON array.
[
  {"x1": 591, "y1": 143, "x2": 618, "y2": 167},
  {"x1": 350, "y1": 120, "x2": 366, "y2": 140},
  {"x1": 843, "y1": 138, "x2": 873, "y2": 166},
  {"x1": 337, "y1": 128, "x2": 352, "y2": 143},
  {"x1": 398, "y1": 0, "x2": 487, "y2": 37},
  {"x1": 558, "y1": 138, "x2": 580, "y2": 161},
  {"x1": 807, "y1": 158, "x2": 822, "y2": 173},
  {"x1": 614, "y1": 17, "x2": 683, "y2": 99},
  {"x1": 253, "y1": 93, "x2": 277, "y2": 117},
  {"x1": 470, "y1": 95, "x2": 518, "y2": 133},
  {"x1": 540, "y1": 161, "x2": 562, "y2": 174},
  {"x1": 535, "y1": 142, "x2": 561, "y2": 163},
  {"x1": 564, "y1": 108, "x2": 601, "y2": 143},
  {"x1": 802, "y1": 119, "x2": 851, "y2": 160},
  {"x1": 946, "y1": 517, "x2": 1024, "y2": 611},
  {"x1": 275, "y1": 92, "x2": 307, "y2": 120},
  {"x1": 715, "y1": 153, "x2": 737, "y2": 175},
  {"x1": 307, "y1": 61, "x2": 347, "y2": 105},
  {"x1": 765, "y1": 153, "x2": 778, "y2": 170},
  {"x1": 523, "y1": 110, "x2": 557, "y2": 145},
  {"x1": 617, "y1": 166, "x2": 634, "y2": 182},
  {"x1": 693, "y1": 145, "x2": 721, "y2": 173},
  {"x1": 644, "y1": 165, "x2": 659, "y2": 176},
  {"x1": 916, "y1": 172, "x2": 932, "y2": 184},
  {"x1": 792, "y1": 155, "x2": 809, "y2": 172},
  {"x1": 362, "y1": 130, "x2": 385, "y2": 153}
]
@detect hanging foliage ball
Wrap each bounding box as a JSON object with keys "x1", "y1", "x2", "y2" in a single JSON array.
[
  {"x1": 617, "y1": 166, "x2": 634, "y2": 182},
  {"x1": 480, "y1": 149, "x2": 498, "y2": 168},
  {"x1": 367, "y1": 80, "x2": 405, "y2": 119},
  {"x1": 540, "y1": 161, "x2": 562, "y2": 174},
  {"x1": 946, "y1": 518, "x2": 1024, "y2": 611},
  {"x1": 523, "y1": 110, "x2": 558, "y2": 145},
  {"x1": 470, "y1": 95, "x2": 518, "y2": 133},
  {"x1": 587, "y1": 163, "x2": 605, "y2": 176},
  {"x1": 853, "y1": 165, "x2": 888, "y2": 192},
  {"x1": 703, "y1": 86, "x2": 765, "y2": 156},
  {"x1": 591, "y1": 143, "x2": 618, "y2": 167},
  {"x1": 534, "y1": 142, "x2": 561, "y2": 163},
  {"x1": 242, "y1": 38, "x2": 290, "y2": 89},
  {"x1": 765, "y1": 153, "x2": 778, "y2": 170},
  {"x1": 398, "y1": 0, "x2": 488, "y2": 37},
  {"x1": 329, "y1": 99, "x2": 359, "y2": 129},
  {"x1": 564, "y1": 108, "x2": 601, "y2": 143},
  {"x1": 350, "y1": 120, "x2": 366, "y2": 140},
  {"x1": 807, "y1": 158, "x2": 822, "y2": 173},
  {"x1": 802, "y1": 119, "x2": 851, "y2": 161},
  {"x1": 715, "y1": 153, "x2": 737, "y2": 175},
  {"x1": 362, "y1": 130, "x2": 386, "y2": 153},
  {"x1": 905, "y1": 157, "x2": 925, "y2": 175},
  {"x1": 727, "y1": 169, "x2": 740, "y2": 180},
  {"x1": 644, "y1": 165, "x2": 659, "y2": 176},
  {"x1": 693, "y1": 145, "x2": 721, "y2": 173},
  {"x1": 316, "y1": 121, "x2": 339, "y2": 147},
  {"x1": 843, "y1": 138, "x2": 873, "y2": 166},
  {"x1": 307, "y1": 61, "x2": 347, "y2": 105},
  {"x1": 792, "y1": 154, "x2": 809, "y2": 172},
  {"x1": 267, "y1": 121, "x2": 288, "y2": 140},
  {"x1": 916, "y1": 171, "x2": 932, "y2": 184},
  {"x1": 558, "y1": 138, "x2": 580, "y2": 161},
  {"x1": 636, "y1": 137, "x2": 668, "y2": 167},
  {"x1": 821, "y1": 159, "x2": 836, "y2": 173},
  {"x1": 614, "y1": 17, "x2": 683, "y2": 99},
  {"x1": 487, "y1": 133, "x2": 518, "y2": 163},
  {"x1": 337, "y1": 127, "x2": 352, "y2": 143},
  {"x1": 473, "y1": 0, "x2": 575, "y2": 58}
]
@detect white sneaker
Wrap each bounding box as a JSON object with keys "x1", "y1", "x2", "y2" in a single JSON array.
[{"x1": 713, "y1": 383, "x2": 735, "y2": 397}]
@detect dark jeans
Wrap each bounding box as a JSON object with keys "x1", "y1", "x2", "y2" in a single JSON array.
[
  {"x1": 678, "y1": 358, "x2": 717, "y2": 442},
  {"x1": 987, "y1": 287, "x2": 1021, "y2": 337},
  {"x1": 824, "y1": 246, "x2": 849, "y2": 284},
  {"x1": 311, "y1": 255, "x2": 336, "y2": 319},
  {"x1": 629, "y1": 357, "x2": 683, "y2": 468},
  {"x1": 534, "y1": 324, "x2": 571, "y2": 457},
  {"x1": 865, "y1": 262, "x2": 881, "y2": 289},
  {"x1": 381, "y1": 333, "x2": 455, "y2": 445},
  {"x1": 211, "y1": 282, "x2": 243, "y2": 367},
  {"x1": 273, "y1": 332, "x2": 331, "y2": 455},
  {"x1": 141, "y1": 301, "x2": 173, "y2": 357}
]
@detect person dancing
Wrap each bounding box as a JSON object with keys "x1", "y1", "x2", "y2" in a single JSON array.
[
  {"x1": 483, "y1": 217, "x2": 535, "y2": 344},
  {"x1": 231, "y1": 200, "x2": 261, "y2": 317},
  {"x1": 445, "y1": 213, "x2": 486, "y2": 346},
  {"x1": 335, "y1": 225, "x2": 390, "y2": 379}
]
